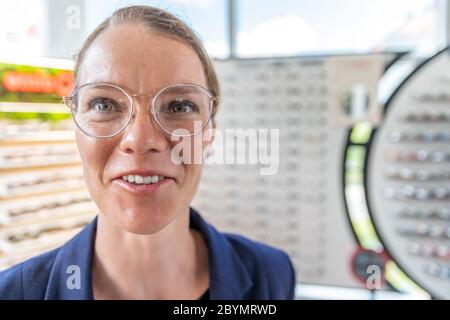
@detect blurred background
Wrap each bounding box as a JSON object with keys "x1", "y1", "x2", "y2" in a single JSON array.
[
  {"x1": 0, "y1": 0, "x2": 445, "y2": 58},
  {"x1": 0, "y1": 0, "x2": 449, "y2": 300}
]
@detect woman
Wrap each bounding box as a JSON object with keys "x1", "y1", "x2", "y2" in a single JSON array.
[{"x1": 0, "y1": 5, "x2": 295, "y2": 300}]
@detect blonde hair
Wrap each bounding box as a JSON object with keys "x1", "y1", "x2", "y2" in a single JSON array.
[{"x1": 74, "y1": 5, "x2": 220, "y2": 115}]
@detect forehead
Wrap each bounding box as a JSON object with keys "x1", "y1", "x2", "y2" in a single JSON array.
[{"x1": 77, "y1": 23, "x2": 207, "y2": 93}]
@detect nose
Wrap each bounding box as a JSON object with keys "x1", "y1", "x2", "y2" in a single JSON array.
[{"x1": 119, "y1": 96, "x2": 169, "y2": 155}]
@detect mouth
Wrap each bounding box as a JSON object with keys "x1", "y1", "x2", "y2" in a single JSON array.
[
  {"x1": 112, "y1": 171, "x2": 175, "y2": 195},
  {"x1": 121, "y1": 174, "x2": 167, "y2": 185}
]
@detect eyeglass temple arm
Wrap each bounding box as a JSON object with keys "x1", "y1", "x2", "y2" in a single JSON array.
[
  {"x1": 211, "y1": 96, "x2": 220, "y2": 116},
  {"x1": 62, "y1": 96, "x2": 75, "y2": 110},
  {"x1": 212, "y1": 96, "x2": 220, "y2": 106}
]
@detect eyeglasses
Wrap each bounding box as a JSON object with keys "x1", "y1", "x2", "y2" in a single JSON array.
[{"x1": 63, "y1": 83, "x2": 220, "y2": 138}]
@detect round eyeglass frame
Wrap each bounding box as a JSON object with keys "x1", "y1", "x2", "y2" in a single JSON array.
[{"x1": 63, "y1": 82, "x2": 220, "y2": 139}]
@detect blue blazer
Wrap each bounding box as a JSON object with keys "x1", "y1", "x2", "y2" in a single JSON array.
[{"x1": 0, "y1": 208, "x2": 296, "y2": 300}]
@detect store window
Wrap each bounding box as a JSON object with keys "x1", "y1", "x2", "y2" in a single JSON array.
[
  {"x1": 0, "y1": 0, "x2": 228, "y2": 59},
  {"x1": 83, "y1": 0, "x2": 229, "y2": 59},
  {"x1": 0, "y1": 0, "x2": 46, "y2": 57},
  {"x1": 0, "y1": 0, "x2": 446, "y2": 60},
  {"x1": 237, "y1": 0, "x2": 446, "y2": 57}
]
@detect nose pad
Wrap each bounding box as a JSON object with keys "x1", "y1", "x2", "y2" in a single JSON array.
[
  {"x1": 119, "y1": 94, "x2": 169, "y2": 154},
  {"x1": 130, "y1": 94, "x2": 157, "y2": 126},
  {"x1": 131, "y1": 93, "x2": 152, "y2": 119}
]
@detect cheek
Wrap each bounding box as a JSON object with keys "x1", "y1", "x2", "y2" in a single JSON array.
[
  {"x1": 179, "y1": 139, "x2": 211, "y2": 194},
  {"x1": 172, "y1": 130, "x2": 213, "y2": 162},
  {"x1": 75, "y1": 131, "x2": 112, "y2": 186},
  {"x1": 180, "y1": 163, "x2": 203, "y2": 210},
  {"x1": 183, "y1": 163, "x2": 203, "y2": 186},
  {"x1": 169, "y1": 135, "x2": 209, "y2": 195}
]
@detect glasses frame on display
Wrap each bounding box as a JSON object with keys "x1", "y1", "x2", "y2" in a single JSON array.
[{"x1": 63, "y1": 82, "x2": 220, "y2": 139}]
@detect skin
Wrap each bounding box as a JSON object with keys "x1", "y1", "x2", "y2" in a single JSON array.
[{"x1": 75, "y1": 23, "x2": 211, "y2": 299}]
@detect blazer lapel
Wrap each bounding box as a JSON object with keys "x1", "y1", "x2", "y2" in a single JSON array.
[
  {"x1": 190, "y1": 208, "x2": 253, "y2": 299},
  {"x1": 44, "y1": 218, "x2": 97, "y2": 300}
]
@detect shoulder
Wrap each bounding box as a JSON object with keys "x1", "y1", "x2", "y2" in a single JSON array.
[
  {"x1": 0, "y1": 248, "x2": 59, "y2": 300},
  {"x1": 224, "y1": 232, "x2": 296, "y2": 299},
  {"x1": 0, "y1": 218, "x2": 97, "y2": 300}
]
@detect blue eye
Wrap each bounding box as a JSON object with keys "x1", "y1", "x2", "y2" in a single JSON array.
[
  {"x1": 89, "y1": 98, "x2": 122, "y2": 112},
  {"x1": 168, "y1": 100, "x2": 199, "y2": 113}
]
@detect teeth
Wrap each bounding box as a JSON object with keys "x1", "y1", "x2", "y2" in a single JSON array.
[
  {"x1": 143, "y1": 176, "x2": 152, "y2": 184},
  {"x1": 135, "y1": 175, "x2": 144, "y2": 184},
  {"x1": 122, "y1": 175, "x2": 165, "y2": 185}
]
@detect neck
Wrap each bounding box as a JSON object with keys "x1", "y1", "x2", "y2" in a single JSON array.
[{"x1": 92, "y1": 208, "x2": 209, "y2": 299}]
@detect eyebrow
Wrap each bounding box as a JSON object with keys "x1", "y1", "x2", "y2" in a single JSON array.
[
  {"x1": 165, "y1": 86, "x2": 196, "y2": 94},
  {"x1": 75, "y1": 81, "x2": 202, "y2": 94}
]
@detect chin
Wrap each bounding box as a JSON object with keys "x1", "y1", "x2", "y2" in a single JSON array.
[{"x1": 115, "y1": 206, "x2": 174, "y2": 235}]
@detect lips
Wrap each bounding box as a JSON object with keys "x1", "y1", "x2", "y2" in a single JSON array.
[
  {"x1": 113, "y1": 176, "x2": 173, "y2": 195},
  {"x1": 111, "y1": 170, "x2": 175, "y2": 196},
  {"x1": 112, "y1": 170, "x2": 175, "y2": 182}
]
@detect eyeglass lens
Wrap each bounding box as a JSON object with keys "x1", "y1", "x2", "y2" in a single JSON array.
[{"x1": 68, "y1": 84, "x2": 213, "y2": 137}]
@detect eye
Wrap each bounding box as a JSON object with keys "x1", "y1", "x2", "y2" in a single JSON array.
[
  {"x1": 88, "y1": 97, "x2": 121, "y2": 112},
  {"x1": 168, "y1": 99, "x2": 199, "y2": 113}
]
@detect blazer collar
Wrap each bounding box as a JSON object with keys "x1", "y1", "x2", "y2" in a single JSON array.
[
  {"x1": 44, "y1": 208, "x2": 253, "y2": 300},
  {"x1": 44, "y1": 218, "x2": 96, "y2": 300},
  {"x1": 189, "y1": 207, "x2": 253, "y2": 299}
]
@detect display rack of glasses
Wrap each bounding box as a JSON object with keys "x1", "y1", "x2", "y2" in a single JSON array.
[
  {"x1": 0, "y1": 59, "x2": 96, "y2": 270},
  {"x1": 0, "y1": 117, "x2": 97, "y2": 270},
  {"x1": 193, "y1": 54, "x2": 394, "y2": 288},
  {"x1": 366, "y1": 49, "x2": 450, "y2": 299},
  {"x1": 367, "y1": 48, "x2": 450, "y2": 299}
]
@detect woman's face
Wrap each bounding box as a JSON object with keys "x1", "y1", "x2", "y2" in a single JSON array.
[{"x1": 75, "y1": 23, "x2": 211, "y2": 234}]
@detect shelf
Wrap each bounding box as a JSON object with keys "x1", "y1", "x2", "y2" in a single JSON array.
[
  {"x1": 0, "y1": 215, "x2": 94, "y2": 256},
  {"x1": 0, "y1": 209, "x2": 96, "y2": 235},
  {"x1": 0, "y1": 165, "x2": 84, "y2": 199},
  {"x1": 0, "y1": 185, "x2": 87, "y2": 201},
  {"x1": 0, "y1": 241, "x2": 63, "y2": 271},
  {"x1": 0, "y1": 102, "x2": 70, "y2": 114},
  {"x1": 0, "y1": 161, "x2": 82, "y2": 173},
  {"x1": 0, "y1": 131, "x2": 76, "y2": 146}
]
